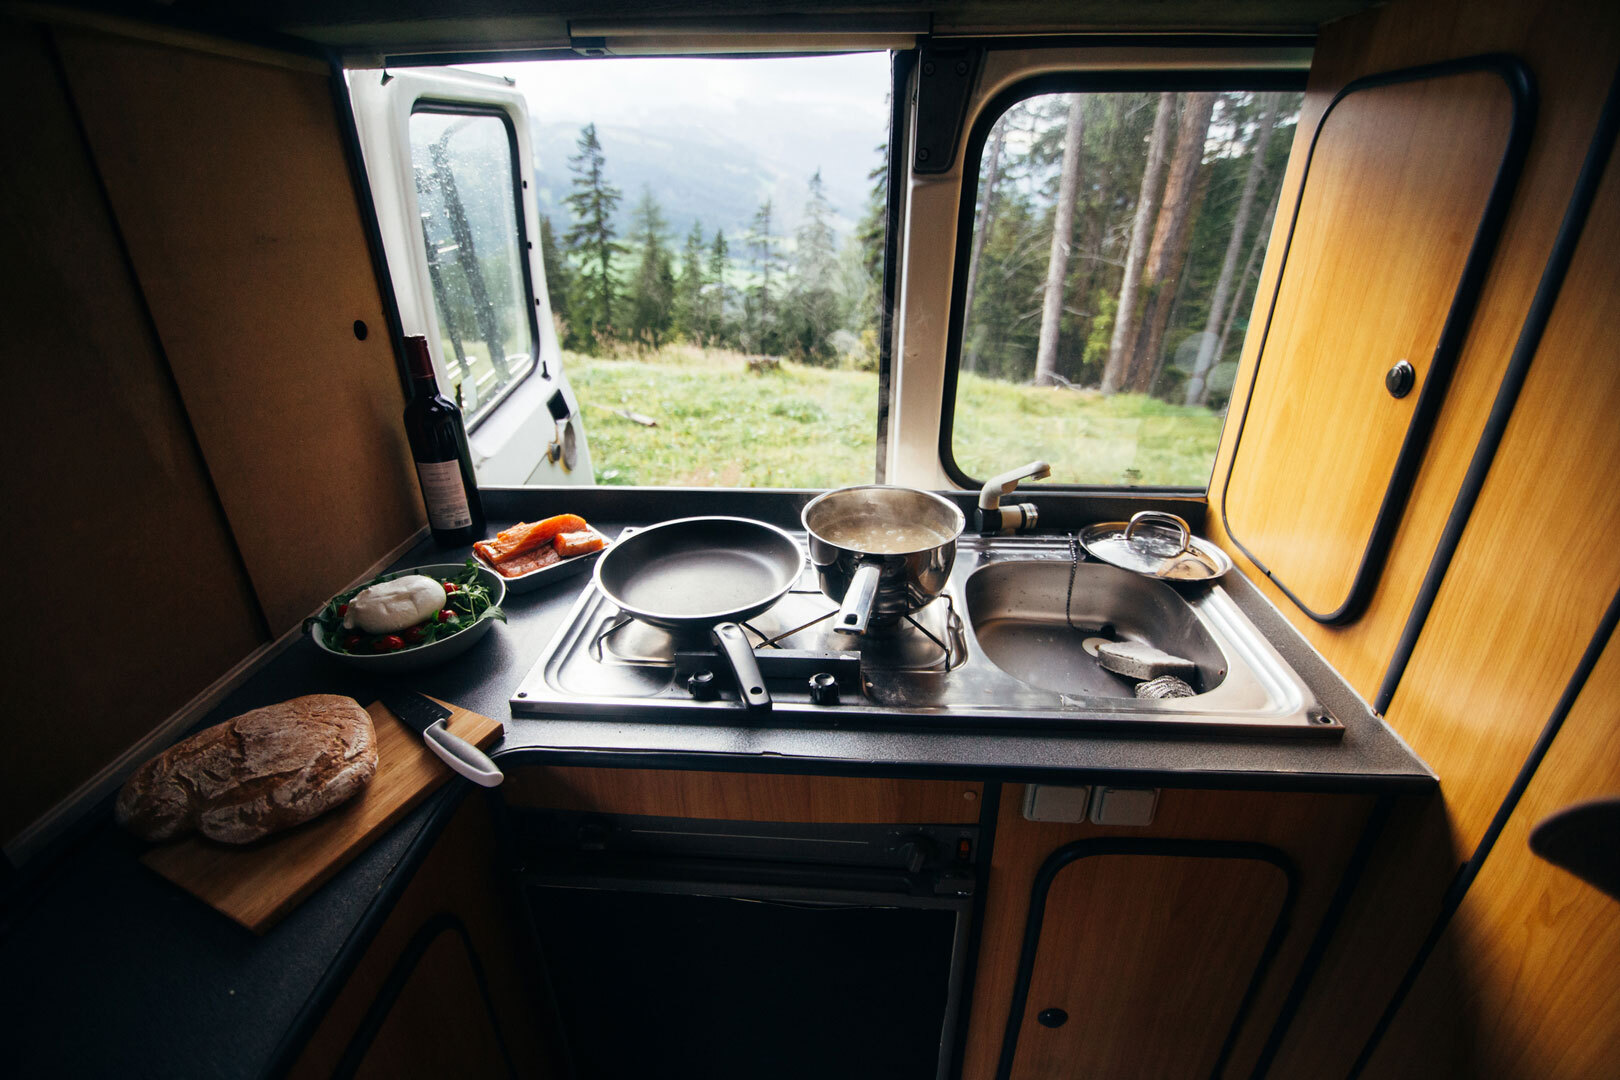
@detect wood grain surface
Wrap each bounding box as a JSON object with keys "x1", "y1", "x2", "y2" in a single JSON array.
[
  {"x1": 1223, "y1": 69, "x2": 1512, "y2": 617},
  {"x1": 504, "y1": 766, "x2": 985, "y2": 824},
  {"x1": 959, "y1": 787, "x2": 1372, "y2": 1079},
  {"x1": 53, "y1": 29, "x2": 425, "y2": 635},
  {"x1": 1224, "y1": 0, "x2": 1620, "y2": 1075},
  {"x1": 1205, "y1": 0, "x2": 1620, "y2": 703},
  {"x1": 1365, "y1": 631, "x2": 1620, "y2": 1078},
  {"x1": 142, "y1": 698, "x2": 502, "y2": 934},
  {"x1": 1009, "y1": 853, "x2": 1288, "y2": 1080},
  {"x1": 0, "y1": 24, "x2": 266, "y2": 844}
]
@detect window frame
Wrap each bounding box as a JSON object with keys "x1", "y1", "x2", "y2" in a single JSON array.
[
  {"x1": 408, "y1": 99, "x2": 542, "y2": 431},
  {"x1": 936, "y1": 67, "x2": 1309, "y2": 494}
]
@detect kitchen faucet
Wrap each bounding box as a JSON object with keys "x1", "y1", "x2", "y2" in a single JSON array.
[{"x1": 977, "y1": 460, "x2": 1051, "y2": 535}]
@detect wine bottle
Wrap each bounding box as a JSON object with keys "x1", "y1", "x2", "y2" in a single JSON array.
[{"x1": 402, "y1": 335, "x2": 485, "y2": 546}]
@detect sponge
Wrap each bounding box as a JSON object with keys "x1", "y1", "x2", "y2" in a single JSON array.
[{"x1": 1094, "y1": 640, "x2": 1197, "y2": 681}]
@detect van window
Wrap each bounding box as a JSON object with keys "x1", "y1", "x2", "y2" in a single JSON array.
[
  {"x1": 409, "y1": 107, "x2": 536, "y2": 421},
  {"x1": 471, "y1": 54, "x2": 892, "y2": 487},
  {"x1": 946, "y1": 87, "x2": 1302, "y2": 489}
]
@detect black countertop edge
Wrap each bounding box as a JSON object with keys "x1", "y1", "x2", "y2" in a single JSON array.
[{"x1": 261, "y1": 783, "x2": 471, "y2": 1080}]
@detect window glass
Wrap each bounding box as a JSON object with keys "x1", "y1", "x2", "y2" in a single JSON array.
[
  {"x1": 409, "y1": 109, "x2": 535, "y2": 420},
  {"x1": 952, "y1": 88, "x2": 1302, "y2": 487},
  {"x1": 469, "y1": 54, "x2": 891, "y2": 487}
]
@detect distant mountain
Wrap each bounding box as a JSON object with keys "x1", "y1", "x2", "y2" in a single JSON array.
[{"x1": 529, "y1": 118, "x2": 877, "y2": 248}]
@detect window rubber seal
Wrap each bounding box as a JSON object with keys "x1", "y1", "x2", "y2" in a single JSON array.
[{"x1": 936, "y1": 67, "x2": 1308, "y2": 497}]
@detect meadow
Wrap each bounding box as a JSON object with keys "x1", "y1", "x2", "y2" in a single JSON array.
[{"x1": 565, "y1": 345, "x2": 1224, "y2": 489}]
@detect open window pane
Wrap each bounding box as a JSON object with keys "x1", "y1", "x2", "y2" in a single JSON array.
[
  {"x1": 952, "y1": 88, "x2": 1301, "y2": 488},
  {"x1": 469, "y1": 54, "x2": 891, "y2": 487},
  {"x1": 410, "y1": 109, "x2": 535, "y2": 420}
]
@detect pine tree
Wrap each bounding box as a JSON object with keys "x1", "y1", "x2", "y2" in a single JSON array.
[
  {"x1": 855, "y1": 143, "x2": 888, "y2": 326},
  {"x1": 1033, "y1": 95, "x2": 1085, "y2": 386},
  {"x1": 673, "y1": 220, "x2": 706, "y2": 342},
  {"x1": 746, "y1": 199, "x2": 783, "y2": 354},
  {"x1": 1102, "y1": 92, "x2": 1174, "y2": 392},
  {"x1": 538, "y1": 214, "x2": 571, "y2": 337},
  {"x1": 563, "y1": 123, "x2": 623, "y2": 348},
  {"x1": 626, "y1": 188, "x2": 675, "y2": 348},
  {"x1": 707, "y1": 229, "x2": 732, "y2": 345},
  {"x1": 782, "y1": 170, "x2": 843, "y2": 364}
]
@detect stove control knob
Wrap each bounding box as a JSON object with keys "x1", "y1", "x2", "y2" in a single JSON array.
[
  {"x1": 808, "y1": 672, "x2": 840, "y2": 705},
  {"x1": 685, "y1": 670, "x2": 719, "y2": 700},
  {"x1": 898, "y1": 833, "x2": 935, "y2": 874}
]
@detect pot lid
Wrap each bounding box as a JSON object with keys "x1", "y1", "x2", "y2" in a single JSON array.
[{"x1": 1079, "y1": 511, "x2": 1233, "y2": 581}]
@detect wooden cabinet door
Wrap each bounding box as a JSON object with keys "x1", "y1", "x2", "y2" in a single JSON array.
[
  {"x1": 1220, "y1": 59, "x2": 1529, "y2": 622},
  {"x1": 1002, "y1": 843, "x2": 1292, "y2": 1080}
]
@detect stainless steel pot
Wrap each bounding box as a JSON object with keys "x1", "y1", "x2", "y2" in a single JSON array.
[{"x1": 801, "y1": 485, "x2": 966, "y2": 634}]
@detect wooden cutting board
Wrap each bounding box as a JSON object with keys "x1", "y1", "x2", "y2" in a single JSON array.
[{"x1": 141, "y1": 696, "x2": 502, "y2": 934}]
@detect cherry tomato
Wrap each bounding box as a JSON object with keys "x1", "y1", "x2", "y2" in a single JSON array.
[
  {"x1": 437, "y1": 609, "x2": 458, "y2": 623},
  {"x1": 342, "y1": 634, "x2": 363, "y2": 652},
  {"x1": 336, "y1": 603, "x2": 349, "y2": 616},
  {"x1": 442, "y1": 582, "x2": 457, "y2": 593},
  {"x1": 374, "y1": 635, "x2": 406, "y2": 652},
  {"x1": 405, "y1": 624, "x2": 429, "y2": 644}
]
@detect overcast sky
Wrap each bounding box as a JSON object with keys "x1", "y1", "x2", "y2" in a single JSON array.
[{"x1": 470, "y1": 53, "x2": 891, "y2": 135}]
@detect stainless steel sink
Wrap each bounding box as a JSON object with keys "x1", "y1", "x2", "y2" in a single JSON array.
[
  {"x1": 965, "y1": 560, "x2": 1227, "y2": 698},
  {"x1": 950, "y1": 537, "x2": 1339, "y2": 735}
]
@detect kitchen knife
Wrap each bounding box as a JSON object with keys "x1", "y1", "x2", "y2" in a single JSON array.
[{"x1": 378, "y1": 689, "x2": 503, "y2": 787}]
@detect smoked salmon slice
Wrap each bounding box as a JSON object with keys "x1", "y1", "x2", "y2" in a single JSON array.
[
  {"x1": 474, "y1": 513, "x2": 588, "y2": 564},
  {"x1": 555, "y1": 530, "x2": 606, "y2": 558},
  {"x1": 490, "y1": 544, "x2": 561, "y2": 577}
]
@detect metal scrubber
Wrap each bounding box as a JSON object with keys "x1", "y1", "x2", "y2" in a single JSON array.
[
  {"x1": 1136, "y1": 675, "x2": 1196, "y2": 699},
  {"x1": 1095, "y1": 640, "x2": 1197, "y2": 681}
]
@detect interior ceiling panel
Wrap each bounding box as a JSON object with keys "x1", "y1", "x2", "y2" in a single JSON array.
[{"x1": 65, "y1": 1, "x2": 1372, "y2": 52}]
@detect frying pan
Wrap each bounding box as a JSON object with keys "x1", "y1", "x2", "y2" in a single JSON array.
[{"x1": 594, "y1": 516, "x2": 804, "y2": 714}]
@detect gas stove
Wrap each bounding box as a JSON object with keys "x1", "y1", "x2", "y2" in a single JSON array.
[{"x1": 511, "y1": 533, "x2": 1343, "y2": 736}]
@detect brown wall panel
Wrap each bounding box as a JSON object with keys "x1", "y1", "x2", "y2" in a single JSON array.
[
  {"x1": 505, "y1": 766, "x2": 985, "y2": 824},
  {"x1": 53, "y1": 30, "x2": 424, "y2": 635},
  {"x1": 960, "y1": 788, "x2": 1372, "y2": 1079},
  {"x1": 1364, "y1": 632, "x2": 1620, "y2": 1079},
  {"x1": 1234, "y1": 0, "x2": 1620, "y2": 1073},
  {"x1": 0, "y1": 22, "x2": 264, "y2": 843},
  {"x1": 1206, "y1": 0, "x2": 1620, "y2": 701}
]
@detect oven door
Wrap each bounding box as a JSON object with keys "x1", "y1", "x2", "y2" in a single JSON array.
[{"x1": 515, "y1": 814, "x2": 976, "y2": 1080}]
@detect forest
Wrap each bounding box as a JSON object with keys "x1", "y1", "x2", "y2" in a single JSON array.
[{"x1": 539, "y1": 88, "x2": 1298, "y2": 414}]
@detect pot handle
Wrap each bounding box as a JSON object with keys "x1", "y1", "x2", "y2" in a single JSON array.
[
  {"x1": 836, "y1": 560, "x2": 884, "y2": 635},
  {"x1": 712, "y1": 622, "x2": 771, "y2": 715}
]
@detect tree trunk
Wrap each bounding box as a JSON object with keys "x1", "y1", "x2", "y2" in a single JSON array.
[
  {"x1": 1033, "y1": 97, "x2": 1086, "y2": 386},
  {"x1": 1186, "y1": 95, "x2": 1278, "y2": 406},
  {"x1": 962, "y1": 122, "x2": 1006, "y2": 368},
  {"x1": 1126, "y1": 91, "x2": 1217, "y2": 394},
  {"x1": 1210, "y1": 180, "x2": 1283, "y2": 389},
  {"x1": 1101, "y1": 92, "x2": 1174, "y2": 393}
]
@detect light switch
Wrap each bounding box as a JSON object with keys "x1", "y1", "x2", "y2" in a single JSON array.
[
  {"x1": 1090, "y1": 787, "x2": 1159, "y2": 826},
  {"x1": 1023, "y1": 784, "x2": 1091, "y2": 823}
]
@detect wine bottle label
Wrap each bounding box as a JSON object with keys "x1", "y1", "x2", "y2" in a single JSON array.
[{"x1": 415, "y1": 459, "x2": 473, "y2": 530}]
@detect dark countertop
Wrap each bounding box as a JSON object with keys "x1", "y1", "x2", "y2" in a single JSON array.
[{"x1": 0, "y1": 486, "x2": 1432, "y2": 1079}]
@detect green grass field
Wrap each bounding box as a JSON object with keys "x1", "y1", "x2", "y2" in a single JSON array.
[{"x1": 565, "y1": 345, "x2": 1224, "y2": 488}]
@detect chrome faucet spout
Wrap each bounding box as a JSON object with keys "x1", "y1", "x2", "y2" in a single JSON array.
[{"x1": 976, "y1": 460, "x2": 1051, "y2": 534}]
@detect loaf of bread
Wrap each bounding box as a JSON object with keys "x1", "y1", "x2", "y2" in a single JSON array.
[{"x1": 116, "y1": 694, "x2": 379, "y2": 844}]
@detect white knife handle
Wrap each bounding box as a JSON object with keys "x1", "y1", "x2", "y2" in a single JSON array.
[{"x1": 424, "y1": 721, "x2": 504, "y2": 787}]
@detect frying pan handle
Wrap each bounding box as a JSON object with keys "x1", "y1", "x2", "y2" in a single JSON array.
[
  {"x1": 837, "y1": 560, "x2": 884, "y2": 635},
  {"x1": 712, "y1": 622, "x2": 771, "y2": 715}
]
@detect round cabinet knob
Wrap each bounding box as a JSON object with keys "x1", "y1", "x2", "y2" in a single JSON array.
[
  {"x1": 808, "y1": 672, "x2": 840, "y2": 705},
  {"x1": 685, "y1": 670, "x2": 719, "y2": 700},
  {"x1": 1385, "y1": 359, "x2": 1416, "y2": 399},
  {"x1": 1036, "y1": 1008, "x2": 1069, "y2": 1028}
]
